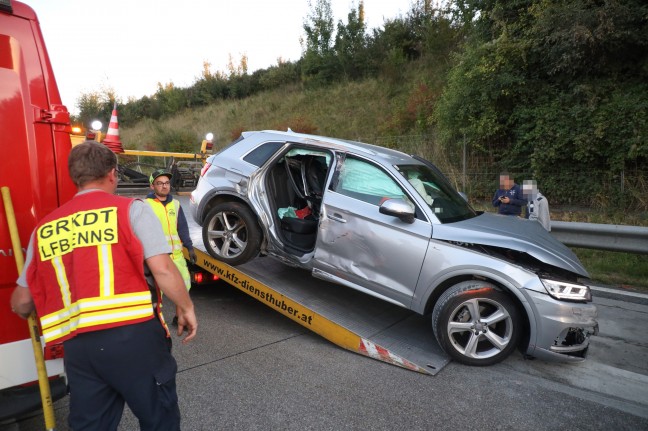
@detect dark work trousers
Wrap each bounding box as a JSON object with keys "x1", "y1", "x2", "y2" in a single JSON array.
[{"x1": 63, "y1": 318, "x2": 180, "y2": 431}]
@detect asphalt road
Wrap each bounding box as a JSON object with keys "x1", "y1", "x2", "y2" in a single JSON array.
[
  {"x1": 3, "y1": 194, "x2": 647, "y2": 430},
  {"x1": 4, "y1": 281, "x2": 648, "y2": 431}
]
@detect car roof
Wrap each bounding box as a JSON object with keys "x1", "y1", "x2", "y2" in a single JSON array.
[{"x1": 242, "y1": 130, "x2": 418, "y2": 166}]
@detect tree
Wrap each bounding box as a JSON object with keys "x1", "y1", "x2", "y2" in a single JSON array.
[
  {"x1": 436, "y1": 0, "x2": 648, "y2": 204},
  {"x1": 301, "y1": 0, "x2": 337, "y2": 86},
  {"x1": 76, "y1": 89, "x2": 118, "y2": 129},
  {"x1": 154, "y1": 82, "x2": 189, "y2": 118},
  {"x1": 334, "y1": 1, "x2": 368, "y2": 80}
]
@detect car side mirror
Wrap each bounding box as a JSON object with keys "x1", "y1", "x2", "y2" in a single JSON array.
[{"x1": 379, "y1": 198, "x2": 415, "y2": 224}]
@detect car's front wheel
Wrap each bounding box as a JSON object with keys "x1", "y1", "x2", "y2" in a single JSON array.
[
  {"x1": 432, "y1": 281, "x2": 521, "y2": 366},
  {"x1": 202, "y1": 202, "x2": 262, "y2": 265}
]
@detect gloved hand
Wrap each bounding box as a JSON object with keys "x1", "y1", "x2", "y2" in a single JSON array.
[{"x1": 189, "y1": 250, "x2": 197, "y2": 265}]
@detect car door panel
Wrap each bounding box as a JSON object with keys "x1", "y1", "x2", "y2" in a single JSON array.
[{"x1": 314, "y1": 189, "x2": 431, "y2": 308}]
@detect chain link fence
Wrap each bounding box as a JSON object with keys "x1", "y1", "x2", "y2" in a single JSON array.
[{"x1": 355, "y1": 134, "x2": 648, "y2": 211}]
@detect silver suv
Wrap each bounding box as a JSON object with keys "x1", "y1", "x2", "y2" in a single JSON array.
[{"x1": 191, "y1": 130, "x2": 598, "y2": 366}]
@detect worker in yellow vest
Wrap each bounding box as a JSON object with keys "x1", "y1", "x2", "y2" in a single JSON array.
[{"x1": 147, "y1": 169, "x2": 197, "y2": 326}]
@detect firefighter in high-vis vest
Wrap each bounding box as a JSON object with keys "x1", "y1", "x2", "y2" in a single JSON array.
[
  {"x1": 10, "y1": 141, "x2": 198, "y2": 431},
  {"x1": 146, "y1": 168, "x2": 197, "y2": 326}
]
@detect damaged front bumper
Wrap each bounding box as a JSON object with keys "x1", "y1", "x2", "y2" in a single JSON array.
[{"x1": 524, "y1": 289, "x2": 599, "y2": 362}]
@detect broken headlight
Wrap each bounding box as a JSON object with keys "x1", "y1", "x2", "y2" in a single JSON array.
[{"x1": 541, "y1": 278, "x2": 592, "y2": 302}]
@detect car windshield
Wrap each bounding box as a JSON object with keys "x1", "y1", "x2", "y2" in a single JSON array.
[{"x1": 396, "y1": 164, "x2": 477, "y2": 223}]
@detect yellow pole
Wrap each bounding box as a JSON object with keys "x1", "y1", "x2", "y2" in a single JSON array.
[{"x1": 1, "y1": 187, "x2": 56, "y2": 430}]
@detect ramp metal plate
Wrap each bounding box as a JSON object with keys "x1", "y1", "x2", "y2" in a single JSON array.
[
  {"x1": 238, "y1": 258, "x2": 449, "y2": 374},
  {"x1": 186, "y1": 202, "x2": 449, "y2": 375}
]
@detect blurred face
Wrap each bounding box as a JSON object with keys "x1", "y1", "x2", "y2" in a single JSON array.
[
  {"x1": 499, "y1": 175, "x2": 511, "y2": 190},
  {"x1": 522, "y1": 179, "x2": 538, "y2": 199},
  {"x1": 151, "y1": 175, "x2": 171, "y2": 199}
]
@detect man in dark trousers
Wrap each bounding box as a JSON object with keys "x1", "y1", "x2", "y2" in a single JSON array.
[
  {"x1": 146, "y1": 168, "x2": 197, "y2": 326},
  {"x1": 10, "y1": 141, "x2": 198, "y2": 431},
  {"x1": 492, "y1": 171, "x2": 526, "y2": 216}
]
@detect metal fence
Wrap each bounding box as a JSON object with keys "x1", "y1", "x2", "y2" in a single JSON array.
[{"x1": 358, "y1": 134, "x2": 648, "y2": 208}]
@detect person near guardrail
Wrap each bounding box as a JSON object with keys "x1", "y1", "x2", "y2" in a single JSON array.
[
  {"x1": 147, "y1": 169, "x2": 197, "y2": 327},
  {"x1": 523, "y1": 179, "x2": 551, "y2": 231},
  {"x1": 10, "y1": 141, "x2": 197, "y2": 430},
  {"x1": 492, "y1": 171, "x2": 526, "y2": 216}
]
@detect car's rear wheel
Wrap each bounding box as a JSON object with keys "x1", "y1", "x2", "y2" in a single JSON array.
[
  {"x1": 202, "y1": 202, "x2": 261, "y2": 265},
  {"x1": 432, "y1": 281, "x2": 520, "y2": 366}
]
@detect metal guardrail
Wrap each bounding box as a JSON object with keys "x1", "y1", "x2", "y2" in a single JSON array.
[{"x1": 551, "y1": 221, "x2": 648, "y2": 254}]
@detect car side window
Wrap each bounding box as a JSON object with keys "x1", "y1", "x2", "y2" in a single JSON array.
[
  {"x1": 334, "y1": 156, "x2": 406, "y2": 205},
  {"x1": 243, "y1": 141, "x2": 284, "y2": 167}
]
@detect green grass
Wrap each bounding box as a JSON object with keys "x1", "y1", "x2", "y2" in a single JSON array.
[
  {"x1": 121, "y1": 78, "x2": 410, "y2": 152},
  {"x1": 574, "y1": 249, "x2": 648, "y2": 292}
]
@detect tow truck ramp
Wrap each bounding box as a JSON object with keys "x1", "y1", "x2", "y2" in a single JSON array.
[{"x1": 189, "y1": 248, "x2": 449, "y2": 375}]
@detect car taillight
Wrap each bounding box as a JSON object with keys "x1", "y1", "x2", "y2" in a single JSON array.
[
  {"x1": 193, "y1": 272, "x2": 204, "y2": 283},
  {"x1": 200, "y1": 162, "x2": 212, "y2": 177}
]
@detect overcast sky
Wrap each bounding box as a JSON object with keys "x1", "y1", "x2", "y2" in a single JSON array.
[{"x1": 26, "y1": 0, "x2": 411, "y2": 114}]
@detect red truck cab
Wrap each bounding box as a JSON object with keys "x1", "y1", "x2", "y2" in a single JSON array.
[{"x1": 0, "y1": 0, "x2": 76, "y2": 420}]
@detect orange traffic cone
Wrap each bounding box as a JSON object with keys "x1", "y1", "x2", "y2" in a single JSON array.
[{"x1": 102, "y1": 102, "x2": 124, "y2": 153}]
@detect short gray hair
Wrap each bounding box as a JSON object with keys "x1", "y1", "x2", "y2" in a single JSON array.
[{"x1": 68, "y1": 141, "x2": 117, "y2": 187}]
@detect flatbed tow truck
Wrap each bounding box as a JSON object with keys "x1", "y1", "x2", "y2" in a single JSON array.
[{"x1": 182, "y1": 201, "x2": 449, "y2": 375}]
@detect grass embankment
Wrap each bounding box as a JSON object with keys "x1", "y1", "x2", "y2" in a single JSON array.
[
  {"x1": 121, "y1": 79, "x2": 410, "y2": 149},
  {"x1": 573, "y1": 249, "x2": 647, "y2": 292},
  {"x1": 121, "y1": 77, "x2": 647, "y2": 293}
]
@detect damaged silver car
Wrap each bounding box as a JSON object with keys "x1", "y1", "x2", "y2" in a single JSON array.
[{"x1": 190, "y1": 130, "x2": 598, "y2": 366}]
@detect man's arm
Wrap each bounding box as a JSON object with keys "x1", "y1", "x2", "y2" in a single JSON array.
[
  {"x1": 176, "y1": 206, "x2": 196, "y2": 263},
  {"x1": 146, "y1": 253, "x2": 198, "y2": 343},
  {"x1": 10, "y1": 285, "x2": 34, "y2": 319},
  {"x1": 177, "y1": 206, "x2": 193, "y2": 250},
  {"x1": 492, "y1": 191, "x2": 502, "y2": 207},
  {"x1": 538, "y1": 197, "x2": 551, "y2": 231},
  {"x1": 509, "y1": 186, "x2": 527, "y2": 207},
  {"x1": 11, "y1": 233, "x2": 36, "y2": 319},
  {"x1": 131, "y1": 200, "x2": 198, "y2": 341}
]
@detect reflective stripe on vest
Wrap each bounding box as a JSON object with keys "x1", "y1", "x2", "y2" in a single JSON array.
[
  {"x1": 147, "y1": 198, "x2": 183, "y2": 256},
  {"x1": 40, "y1": 291, "x2": 154, "y2": 343}
]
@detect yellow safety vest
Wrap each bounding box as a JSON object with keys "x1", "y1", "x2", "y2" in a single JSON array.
[
  {"x1": 147, "y1": 198, "x2": 183, "y2": 259},
  {"x1": 147, "y1": 197, "x2": 191, "y2": 289}
]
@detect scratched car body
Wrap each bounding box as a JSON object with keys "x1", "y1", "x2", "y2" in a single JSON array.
[{"x1": 191, "y1": 130, "x2": 598, "y2": 366}]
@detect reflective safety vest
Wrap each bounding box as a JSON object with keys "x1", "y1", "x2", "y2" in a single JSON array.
[
  {"x1": 26, "y1": 191, "x2": 154, "y2": 344},
  {"x1": 146, "y1": 198, "x2": 183, "y2": 260}
]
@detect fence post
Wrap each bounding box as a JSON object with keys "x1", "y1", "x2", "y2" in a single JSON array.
[{"x1": 462, "y1": 133, "x2": 466, "y2": 191}]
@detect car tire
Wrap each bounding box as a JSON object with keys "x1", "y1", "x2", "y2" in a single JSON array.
[
  {"x1": 202, "y1": 202, "x2": 262, "y2": 265},
  {"x1": 432, "y1": 281, "x2": 520, "y2": 366}
]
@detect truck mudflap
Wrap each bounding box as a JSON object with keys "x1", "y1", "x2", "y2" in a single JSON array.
[{"x1": 186, "y1": 248, "x2": 449, "y2": 375}]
